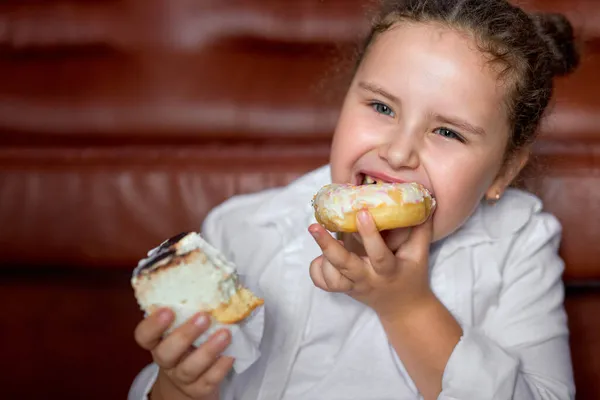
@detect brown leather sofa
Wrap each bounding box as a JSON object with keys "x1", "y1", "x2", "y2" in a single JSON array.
[{"x1": 1, "y1": 1, "x2": 598, "y2": 399}]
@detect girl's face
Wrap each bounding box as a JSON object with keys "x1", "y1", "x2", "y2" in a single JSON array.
[{"x1": 330, "y1": 22, "x2": 526, "y2": 246}]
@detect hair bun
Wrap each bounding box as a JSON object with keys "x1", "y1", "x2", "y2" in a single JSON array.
[{"x1": 531, "y1": 12, "x2": 580, "y2": 76}]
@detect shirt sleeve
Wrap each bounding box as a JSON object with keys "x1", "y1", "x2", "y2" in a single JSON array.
[
  {"x1": 440, "y1": 213, "x2": 575, "y2": 400},
  {"x1": 127, "y1": 363, "x2": 159, "y2": 400}
]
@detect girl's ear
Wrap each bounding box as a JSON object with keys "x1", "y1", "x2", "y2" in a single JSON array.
[{"x1": 485, "y1": 148, "x2": 530, "y2": 202}]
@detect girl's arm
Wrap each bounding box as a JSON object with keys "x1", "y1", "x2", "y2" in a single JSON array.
[
  {"x1": 381, "y1": 214, "x2": 573, "y2": 400},
  {"x1": 378, "y1": 294, "x2": 462, "y2": 400},
  {"x1": 310, "y1": 210, "x2": 573, "y2": 400}
]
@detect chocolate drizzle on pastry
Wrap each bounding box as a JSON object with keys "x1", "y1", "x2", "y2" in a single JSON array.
[
  {"x1": 134, "y1": 232, "x2": 191, "y2": 276},
  {"x1": 158, "y1": 232, "x2": 189, "y2": 251},
  {"x1": 137, "y1": 248, "x2": 176, "y2": 272}
]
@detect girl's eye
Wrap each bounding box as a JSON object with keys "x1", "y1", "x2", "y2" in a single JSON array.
[
  {"x1": 434, "y1": 127, "x2": 465, "y2": 142},
  {"x1": 370, "y1": 102, "x2": 395, "y2": 117}
]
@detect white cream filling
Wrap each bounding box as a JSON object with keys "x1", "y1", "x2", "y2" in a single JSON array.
[
  {"x1": 132, "y1": 232, "x2": 239, "y2": 311},
  {"x1": 177, "y1": 233, "x2": 237, "y2": 276},
  {"x1": 137, "y1": 256, "x2": 237, "y2": 308}
]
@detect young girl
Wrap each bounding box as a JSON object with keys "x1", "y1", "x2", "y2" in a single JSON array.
[{"x1": 130, "y1": 0, "x2": 580, "y2": 399}]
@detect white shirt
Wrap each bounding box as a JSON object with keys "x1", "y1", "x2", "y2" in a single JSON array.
[{"x1": 129, "y1": 165, "x2": 575, "y2": 400}]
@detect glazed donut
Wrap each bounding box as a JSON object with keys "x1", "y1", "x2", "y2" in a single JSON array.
[{"x1": 312, "y1": 182, "x2": 435, "y2": 232}]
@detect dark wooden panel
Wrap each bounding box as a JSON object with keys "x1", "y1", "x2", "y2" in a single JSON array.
[
  {"x1": 564, "y1": 287, "x2": 600, "y2": 399},
  {"x1": 1, "y1": 269, "x2": 150, "y2": 400},
  {"x1": 0, "y1": 0, "x2": 597, "y2": 140}
]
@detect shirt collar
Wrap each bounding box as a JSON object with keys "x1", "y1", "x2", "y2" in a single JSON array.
[
  {"x1": 434, "y1": 188, "x2": 543, "y2": 263},
  {"x1": 452, "y1": 188, "x2": 541, "y2": 241}
]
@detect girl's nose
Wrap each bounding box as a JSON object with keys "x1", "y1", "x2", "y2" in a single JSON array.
[{"x1": 377, "y1": 131, "x2": 420, "y2": 170}]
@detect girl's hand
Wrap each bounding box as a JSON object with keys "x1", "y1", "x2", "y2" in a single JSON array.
[
  {"x1": 134, "y1": 309, "x2": 234, "y2": 400},
  {"x1": 308, "y1": 209, "x2": 435, "y2": 319}
]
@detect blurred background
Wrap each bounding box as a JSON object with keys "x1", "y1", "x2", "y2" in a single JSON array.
[{"x1": 0, "y1": 0, "x2": 598, "y2": 399}]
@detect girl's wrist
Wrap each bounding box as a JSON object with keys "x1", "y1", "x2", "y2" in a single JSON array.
[
  {"x1": 152, "y1": 370, "x2": 193, "y2": 400},
  {"x1": 375, "y1": 288, "x2": 439, "y2": 327}
]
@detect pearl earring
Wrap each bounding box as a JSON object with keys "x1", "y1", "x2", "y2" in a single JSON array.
[{"x1": 487, "y1": 192, "x2": 501, "y2": 205}]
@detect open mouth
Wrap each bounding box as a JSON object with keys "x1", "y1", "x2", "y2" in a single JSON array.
[
  {"x1": 356, "y1": 172, "x2": 435, "y2": 197},
  {"x1": 362, "y1": 174, "x2": 380, "y2": 185},
  {"x1": 356, "y1": 173, "x2": 401, "y2": 185}
]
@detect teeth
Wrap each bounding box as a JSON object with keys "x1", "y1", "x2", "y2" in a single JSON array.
[{"x1": 363, "y1": 175, "x2": 377, "y2": 185}]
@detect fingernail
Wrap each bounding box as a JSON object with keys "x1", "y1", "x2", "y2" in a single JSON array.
[
  {"x1": 358, "y1": 210, "x2": 371, "y2": 227},
  {"x1": 194, "y1": 314, "x2": 209, "y2": 327},
  {"x1": 158, "y1": 309, "x2": 172, "y2": 323},
  {"x1": 309, "y1": 227, "x2": 320, "y2": 239},
  {"x1": 216, "y1": 331, "x2": 229, "y2": 343}
]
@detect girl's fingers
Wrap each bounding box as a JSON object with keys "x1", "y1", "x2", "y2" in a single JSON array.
[
  {"x1": 191, "y1": 356, "x2": 235, "y2": 397},
  {"x1": 134, "y1": 308, "x2": 174, "y2": 351},
  {"x1": 321, "y1": 257, "x2": 354, "y2": 292},
  {"x1": 356, "y1": 210, "x2": 397, "y2": 275},
  {"x1": 152, "y1": 313, "x2": 211, "y2": 369},
  {"x1": 309, "y1": 255, "x2": 328, "y2": 291},
  {"x1": 395, "y1": 212, "x2": 434, "y2": 264},
  {"x1": 175, "y1": 329, "x2": 232, "y2": 384},
  {"x1": 308, "y1": 224, "x2": 365, "y2": 282}
]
